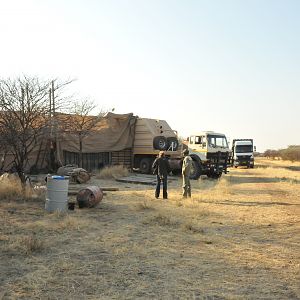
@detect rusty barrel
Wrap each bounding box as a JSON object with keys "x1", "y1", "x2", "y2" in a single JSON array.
[{"x1": 76, "y1": 186, "x2": 103, "y2": 208}]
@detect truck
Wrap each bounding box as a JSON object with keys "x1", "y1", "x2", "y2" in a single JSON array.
[
  {"x1": 132, "y1": 118, "x2": 181, "y2": 174},
  {"x1": 183, "y1": 132, "x2": 230, "y2": 179},
  {"x1": 230, "y1": 139, "x2": 255, "y2": 168},
  {"x1": 132, "y1": 117, "x2": 230, "y2": 179}
]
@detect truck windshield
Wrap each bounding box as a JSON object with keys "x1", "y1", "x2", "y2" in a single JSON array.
[
  {"x1": 235, "y1": 145, "x2": 253, "y2": 153},
  {"x1": 207, "y1": 135, "x2": 228, "y2": 148}
]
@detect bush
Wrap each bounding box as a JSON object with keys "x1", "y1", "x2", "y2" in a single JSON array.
[
  {"x1": 0, "y1": 175, "x2": 23, "y2": 200},
  {"x1": 0, "y1": 174, "x2": 44, "y2": 201},
  {"x1": 96, "y1": 165, "x2": 129, "y2": 179},
  {"x1": 264, "y1": 145, "x2": 300, "y2": 161},
  {"x1": 279, "y1": 146, "x2": 300, "y2": 162}
]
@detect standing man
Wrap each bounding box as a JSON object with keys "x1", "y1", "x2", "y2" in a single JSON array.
[
  {"x1": 182, "y1": 149, "x2": 192, "y2": 198},
  {"x1": 152, "y1": 151, "x2": 170, "y2": 199}
]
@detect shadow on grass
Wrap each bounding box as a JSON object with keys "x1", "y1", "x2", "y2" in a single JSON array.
[
  {"x1": 226, "y1": 176, "x2": 300, "y2": 184},
  {"x1": 256, "y1": 164, "x2": 300, "y2": 172},
  {"x1": 200, "y1": 199, "x2": 300, "y2": 207}
]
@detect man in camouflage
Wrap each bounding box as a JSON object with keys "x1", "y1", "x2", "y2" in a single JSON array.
[{"x1": 182, "y1": 149, "x2": 192, "y2": 198}]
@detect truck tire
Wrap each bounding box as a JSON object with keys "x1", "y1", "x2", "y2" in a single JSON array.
[
  {"x1": 189, "y1": 160, "x2": 202, "y2": 180},
  {"x1": 166, "y1": 137, "x2": 179, "y2": 151},
  {"x1": 139, "y1": 158, "x2": 151, "y2": 174},
  {"x1": 153, "y1": 136, "x2": 167, "y2": 150}
]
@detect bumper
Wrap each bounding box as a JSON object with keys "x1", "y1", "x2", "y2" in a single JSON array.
[{"x1": 234, "y1": 160, "x2": 254, "y2": 166}]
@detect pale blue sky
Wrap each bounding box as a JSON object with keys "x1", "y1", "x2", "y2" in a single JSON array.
[{"x1": 1, "y1": 0, "x2": 299, "y2": 151}]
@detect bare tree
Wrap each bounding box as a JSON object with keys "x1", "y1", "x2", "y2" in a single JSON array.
[
  {"x1": 62, "y1": 99, "x2": 107, "y2": 168},
  {"x1": 0, "y1": 76, "x2": 70, "y2": 185}
]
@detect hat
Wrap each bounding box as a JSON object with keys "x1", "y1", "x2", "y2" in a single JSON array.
[{"x1": 182, "y1": 149, "x2": 189, "y2": 156}]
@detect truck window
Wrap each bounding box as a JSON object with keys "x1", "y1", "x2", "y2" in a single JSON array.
[
  {"x1": 208, "y1": 135, "x2": 228, "y2": 148},
  {"x1": 235, "y1": 145, "x2": 253, "y2": 153},
  {"x1": 216, "y1": 137, "x2": 225, "y2": 147},
  {"x1": 195, "y1": 136, "x2": 201, "y2": 144},
  {"x1": 208, "y1": 137, "x2": 215, "y2": 147}
]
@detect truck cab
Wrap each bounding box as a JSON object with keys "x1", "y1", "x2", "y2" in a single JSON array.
[
  {"x1": 231, "y1": 139, "x2": 255, "y2": 168},
  {"x1": 186, "y1": 132, "x2": 230, "y2": 179}
]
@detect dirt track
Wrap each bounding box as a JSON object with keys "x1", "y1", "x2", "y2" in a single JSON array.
[{"x1": 0, "y1": 158, "x2": 299, "y2": 299}]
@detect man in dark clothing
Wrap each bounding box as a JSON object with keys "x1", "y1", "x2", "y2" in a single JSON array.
[{"x1": 152, "y1": 151, "x2": 170, "y2": 199}]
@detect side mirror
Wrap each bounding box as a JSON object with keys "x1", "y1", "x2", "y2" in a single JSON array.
[
  {"x1": 254, "y1": 146, "x2": 256, "y2": 152},
  {"x1": 187, "y1": 137, "x2": 189, "y2": 142},
  {"x1": 202, "y1": 142, "x2": 206, "y2": 147}
]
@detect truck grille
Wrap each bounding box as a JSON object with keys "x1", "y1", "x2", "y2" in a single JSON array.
[
  {"x1": 237, "y1": 155, "x2": 251, "y2": 161},
  {"x1": 207, "y1": 152, "x2": 229, "y2": 163}
]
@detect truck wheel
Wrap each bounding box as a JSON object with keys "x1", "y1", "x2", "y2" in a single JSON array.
[
  {"x1": 139, "y1": 158, "x2": 151, "y2": 174},
  {"x1": 153, "y1": 136, "x2": 168, "y2": 150},
  {"x1": 166, "y1": 137, "x2": 179, "y2": 151},
  {"x1": 189, "y1": 160, "x2": 202, "y2": 180}
]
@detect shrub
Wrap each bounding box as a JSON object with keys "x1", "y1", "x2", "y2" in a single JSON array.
[
  {"x1": 96, "y1": 165, "x2": 129, "y2": 179},
  {"x1": 0, "y1": 175, "x2": 23, "y2": 200},
  {"x1": 264, "y1": 145, "x2": 300, "y2": 161},
  {"x1": 20, "y1": 235, "x2": 44, "y2": 254},
  {"x1": 0, "y1": 175, "x2": 45, "y2": 201}
]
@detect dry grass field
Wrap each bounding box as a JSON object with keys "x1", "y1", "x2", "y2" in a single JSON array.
[{"x1": 0, "y1": 158, "x2": 299, "y2": 300}]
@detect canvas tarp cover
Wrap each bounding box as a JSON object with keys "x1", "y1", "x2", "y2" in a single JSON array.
[{"x1": 57, "y1": 113, "x2": 137, "y2": 154}]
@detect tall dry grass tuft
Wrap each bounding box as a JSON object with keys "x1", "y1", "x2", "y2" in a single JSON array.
[
  {"x1": 96, "y1": 165, "x2": 129, "y2": 179},
  {"x1": 182, "y1": 221, "x2": 205, "y2": 234},
  {"x1": 0, "y1": 177, "x2": 45, "y2": 201},
  {"x1": 134, "y1": 200, "x2": 154, "y2": 211},
  {"x1": 0, "y1": 177, "x2": 23, "y2": 200},
  {"x1": 21, "y1": 235, "x2": 44, "y2": 254},
  {"x1": 216, "y1": 177, "x2": 234, "y2": 194},
  {"x1": 143, "y1": 213, "x2": 179, "y2": 227},
  {"x1": 9, "y1": 234, "x2": 44, "y2": 255}
]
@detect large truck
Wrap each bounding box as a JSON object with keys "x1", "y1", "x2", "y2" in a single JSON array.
[
  {"x1": 132, "y1": 118, "x2": 181, "y2": 173},
  {"x1": 231, "y1": 139, "x2": 255, "y2": 168},
  {"x1": 184, "y1": 132, "x2": 230, "y2": 179},
  {"x1": 132, "y1": 118, "x2": 230, "y2": 179}
]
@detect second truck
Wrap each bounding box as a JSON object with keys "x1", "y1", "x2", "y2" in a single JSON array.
[{"x1": 230, "y1": 139, "x2": 255, "y2": 168}]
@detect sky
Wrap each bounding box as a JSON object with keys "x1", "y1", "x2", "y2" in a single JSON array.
[{"x1": 0, "y1": 0, "x2": 299, "y2": 152}]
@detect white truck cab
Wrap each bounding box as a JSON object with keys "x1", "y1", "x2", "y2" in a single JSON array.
[
  {"x1": 186, "y1": 131, "x2": 230, "y2": 179},
  {"x1": 231, "y1": 139, "x2": 255, "y2": 168}
]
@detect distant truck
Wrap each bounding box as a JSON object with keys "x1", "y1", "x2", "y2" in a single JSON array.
[
  {"x1": 231, "y1": 139, "x2": 255, "y2": 168},
  {"x1": 132, "y1": 118, "x2": 230, "y2": 179}
]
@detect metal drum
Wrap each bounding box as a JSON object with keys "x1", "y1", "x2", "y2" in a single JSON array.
[
  {"x1": 45, "y1": 176, "x2": 69, "y2": 212},
  {"x1": 76, "y1": 186, "x2": 103, "y2": 208}
]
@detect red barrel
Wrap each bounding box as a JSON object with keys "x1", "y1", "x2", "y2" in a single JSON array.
[{"x1": 76, "y1": 186, "x2": 103, "y2": 208}]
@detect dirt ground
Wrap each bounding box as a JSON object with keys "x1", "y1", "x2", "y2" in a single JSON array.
[{"x1": 0, "y1": 158, "x2": 299, "y2": 299}]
